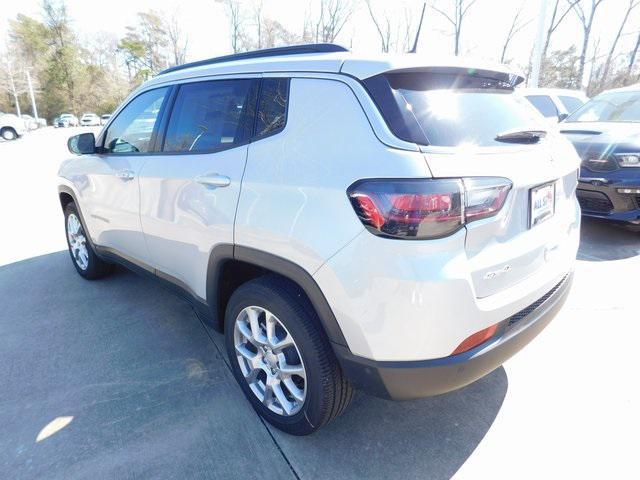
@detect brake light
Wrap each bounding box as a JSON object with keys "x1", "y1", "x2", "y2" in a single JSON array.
[{"x1": 348, "y1": 177, "x2": 511, "y2": 240}]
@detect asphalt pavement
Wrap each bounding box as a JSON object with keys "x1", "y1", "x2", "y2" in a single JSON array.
[{"x1": 1, "y1": 128, "x2": 638, "y2": 479}]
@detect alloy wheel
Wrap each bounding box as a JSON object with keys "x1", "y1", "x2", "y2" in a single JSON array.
[
  {"x1": 67, "y1": 213, "x2": 89, "y2": 270},
  {"x1": 233, "y1": 306, "x2": 307, "y2": 416}
]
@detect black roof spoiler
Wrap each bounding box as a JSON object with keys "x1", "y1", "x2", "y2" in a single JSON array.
[{"x1": 158, "y1": 43, "x2": 349, "y2": 76}]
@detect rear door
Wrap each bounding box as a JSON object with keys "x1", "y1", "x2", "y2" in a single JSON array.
[{"x1": 138, "y1": 76, "x2": 259, "y2": 299}]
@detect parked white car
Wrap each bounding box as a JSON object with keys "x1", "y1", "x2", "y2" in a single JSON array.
[
  {"x1": 21, "y1": 114, "x2": 39, "y2": 130},
  {"x1": 100, "y1": 114, "x2": 112, "y2": 125},
  {"x1": 519, "y1": 87, "x2": 588, "y2": 123},
  {"x1": 56, "y1": 114, "x2": 79, "y2": 127},
  {"x1": 58, "y1": 45, "x2": 580, "y2": 435},
  {"x1": 0, "y1": 112, "x2": 27, "y2": 140},
  {"x1": 80, "y1": 113, "x2": 101, "y2": 126}
]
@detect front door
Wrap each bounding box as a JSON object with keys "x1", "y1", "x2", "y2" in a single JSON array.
[
  {"x1": 138, "y1": 77, "x2": 259, "y2": 299},
  {"x1": 84, "y1": 86, "x2": 170, "y2": 264}
]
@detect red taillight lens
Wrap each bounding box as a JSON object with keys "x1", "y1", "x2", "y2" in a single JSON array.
[
  {"x1": 349, "y1": 179, "x2": 464, "y2": 239},
  {"x1": 451, "y1": 323, "x2": 500, "y2": 355},
  {"x1": 348, "y1": 177, "x2": 511, "y2": 240}
]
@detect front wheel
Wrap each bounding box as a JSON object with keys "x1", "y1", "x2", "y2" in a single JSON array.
[
  {"x1": 64, "y1": 202, "x2": 113, "y2": 279},
  {"x1": 225, "y1": 275, "x2": 354, "y2": 435},
  {"x1": 1, "y1": 127, "x2": 18, "y2": 141}
]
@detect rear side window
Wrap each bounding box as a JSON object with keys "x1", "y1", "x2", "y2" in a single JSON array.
[
  {"x1": 365, "y1": 72, "x2": 542, "y2": 147},
  {"x1": 103, "y1": 87, "x2": 168, "y2": 154},
  {"x1": 558, "y1": 95, "x2": 585, "y2": 114},
  {"x1": 526, "y1": 95, "x2": 559, "y2": 119},
  {"x1": 163, "y1": 79, "x2": 256, "y2": 153},
  {"x1": 255, "y1": 78, "x2": 289, "y2": 137}
]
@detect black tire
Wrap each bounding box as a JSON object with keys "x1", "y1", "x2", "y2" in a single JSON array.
[
  {"x1": 64, "y1": 202, "x2": 113, "y2": 279},
  {"x1": 1, "y1": 127, "x2": 18, "y2": 141},
  {"x1": 225, "y1": 275, "x2": 354, "y2": 435}
]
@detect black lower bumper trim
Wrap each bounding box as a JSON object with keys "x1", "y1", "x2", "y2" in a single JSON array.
[{"x1": 334, "y1": 273, "x2": 573, "y2": 400}]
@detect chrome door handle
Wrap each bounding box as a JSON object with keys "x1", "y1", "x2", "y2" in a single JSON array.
[
  {"x1": 115, "y1": 169, "x2": 135, "y2": 181},
  {"x1": 195, "y1": 173, "x2": 231, "y2": 188}
]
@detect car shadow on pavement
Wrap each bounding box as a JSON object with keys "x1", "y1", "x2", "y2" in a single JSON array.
[
  {"x1": 578, "y1": 217, "x2": 640, "y2": 262},
  {"x1": 1, "y1": 251, "x2": 507, "y2": 480}
]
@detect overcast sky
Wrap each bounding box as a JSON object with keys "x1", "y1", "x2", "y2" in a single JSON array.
[{"x1": 1, "y1": 0, "x2": 638, "y2": 79}]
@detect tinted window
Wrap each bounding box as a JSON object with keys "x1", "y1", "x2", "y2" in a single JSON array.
[
  {"x1": 366, "y1": 72, "x2": 543, "y2": 147},
  {"x1": 526, "y1": 95, "x2": 559, "y2": 118},
  {"x1": 163, "y1": 79, "x2": 255, "y2": 153},
  {"x1": 558, "y1": 95, "x2": 585, "y2": 114},
  {"x1": 256, "y1": 78, "x2": 289, "y2": 137},
  {"x1": 566, "y1": 91, "x2": 640, "y2": 123},
  {"x1": 104, "y1": 87, "x2": 168, "y2": 154}
]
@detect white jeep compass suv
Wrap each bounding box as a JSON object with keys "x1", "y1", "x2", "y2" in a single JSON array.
[{"x1": 58, "y1": 44, "x2": 580, "y2": 435}]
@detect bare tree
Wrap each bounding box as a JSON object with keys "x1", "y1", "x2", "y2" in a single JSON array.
[
  {"x1": 252, "y1": 0, "x2": 264, "y2": 49},
  {"x1": 431, "y1": 0, "x2": 478, "y2": 56},
  {"x1": 365, "y1": 0, "x2": 422, "y2": 53},
  {"x1": 630, "y1": 31, "x2": 640, "y2": 73},
  {"x1": 409, "y1": 2, "x2": 427, "y2": 53},
  {"x1": 542, "y1": 0, "x2": 580, "y2": 58},
  {"x1": 568, "y1": 0, "x2": 606, "y2": 87},
  {"x1": 217, "y1": 0, "x2": 245, "y2": 53},
  {"x1": 166, "y1": 10, "x2": 189, "y2": 66},
  {"x1": 500, "y1": 2, "x2": 531, "y2": 63},
  {"x1": 600, "y1": 0, "x2": 639, "y2": 83},
  {"x1": 313, "y1": 0, "x2": 353, "y2": 43},
  {"x1": 0, "y1": 54, "x2": 25, "y2": 116}
]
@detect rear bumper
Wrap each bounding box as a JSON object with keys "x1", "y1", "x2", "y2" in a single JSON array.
[{"x1": 335, "y1": 272, "x2": 573, "y2": 400}]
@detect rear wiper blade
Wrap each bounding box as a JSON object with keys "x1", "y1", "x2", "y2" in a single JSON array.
[{"x1": 495, "y1": 128, "x2": 547, "y2": 144}]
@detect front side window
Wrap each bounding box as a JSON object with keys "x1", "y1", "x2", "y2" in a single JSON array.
[
  {"x1": 365, "y1": 71, "x2": 543, "y2": 147},
  {"x1": 565, "y1": 91, "x2": 640, "y2": 123},
  {"x1": 526, "y1": 95, "x2": 559, "y2": 119},
  {"x1": 103, "y1": 87, "x2": 168, "y2": 154},
  {"x1": 163, "y1": 79, "x2": 256, "y2": 153},
  {"x1": 256, "y1": 78, "x2": 289, "y2": 137}
]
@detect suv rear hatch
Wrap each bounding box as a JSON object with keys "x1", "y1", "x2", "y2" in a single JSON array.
[{"x1": 363, "y1": 68, "x2": 580, "y2": 297}]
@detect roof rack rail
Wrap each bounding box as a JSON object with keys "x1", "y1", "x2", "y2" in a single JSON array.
[{"x1": 158, "y1": 43, "x2": 349, "y2": 76}]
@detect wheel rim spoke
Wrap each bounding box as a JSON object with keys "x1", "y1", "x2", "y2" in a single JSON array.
[{"x1": 233, "y1": 305, "x2": 306, "y2": 417}]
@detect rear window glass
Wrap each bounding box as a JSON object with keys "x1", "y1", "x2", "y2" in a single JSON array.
[
  {"x1": 526, "y1": 95, "x2": 558, "y2": 118},
  {"x1": 566, "y1": 91, "x2": 640, "y2": 123},
  {"x1": 163, "y1": 79, "x2": 256, "y2": 153},
  {"x1": 365, "y1": 72, "x2": 542, "y2": 147},
  {"x1": 558, "y1": 95, "x2": 585, "y2": 113}
]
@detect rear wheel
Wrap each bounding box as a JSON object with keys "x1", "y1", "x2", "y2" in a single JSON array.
[
  {"x1": 1, "y1": 127, "x2": 17, "y2": 141},
  {"x1": 64, "y1": 202, "x2": 113, "y2": 279},
  {"x1": 225, "y1": 275, "x2": 354, "y2": 435}
]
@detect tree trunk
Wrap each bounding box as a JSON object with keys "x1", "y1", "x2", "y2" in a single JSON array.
[
  {"x1": 602, "y1": 1, "x2": 636, "y2": 86},
  {"x1": 629, "y1": 32, "x2": 640, "y2": 73}
]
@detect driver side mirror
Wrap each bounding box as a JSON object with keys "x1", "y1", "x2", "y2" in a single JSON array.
[
  {"x1": 68, "y1": 132, "x2": 96, "y2": 155},
  {"x1": 558, "y1": 113, "x2": 569, "y2": 122}
]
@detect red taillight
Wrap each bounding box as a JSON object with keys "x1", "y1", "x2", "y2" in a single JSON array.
[
  {"x1": 348, "y1": 179, "x2": 464, "y2": 239},
  {"x1": 451, "y1": 323, "x2": 500, "y2": 355},
  {"x1": 348, "y1": 177, "x2": 511, "y2": 240}
]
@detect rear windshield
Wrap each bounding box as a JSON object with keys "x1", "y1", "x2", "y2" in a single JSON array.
[
  {"x1": 365, "y1": 72, "x2": 543, "y2": 147},
  {"x1": 565, "y1": 91, "x2": 640, "y2": 123}
]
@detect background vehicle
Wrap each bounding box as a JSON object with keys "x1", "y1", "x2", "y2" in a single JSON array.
[
  {"x1": 58, "y1": 45, "x2": 580, "y2": 435},
  {"x1": 56, "y1": 113, "x2": 79, "y2": 127},
  {"x1": 80, "y1": 113, "x2": 101, "y2": 126},
  {"x1": 21, "y1": 114, "x2": 39, "y2": 130},
  {"x1": 560, "y1": 84, "x2": 640, "y2": 229},
  {"x1": 100, "y1": 114, "x2": 111, "y2": 125},
  {"x1": 0, "y1": 112, "x2": 27, "y2": 140},
  {"x1": 519, "y1": 88, "x2": 588, "y2": 123}
]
